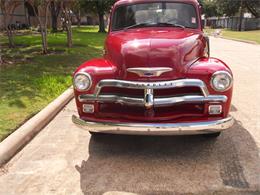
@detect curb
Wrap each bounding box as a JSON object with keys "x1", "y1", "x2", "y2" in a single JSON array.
[{"x1": 0, "y1": 87, "x2": 74, "y2": 167}]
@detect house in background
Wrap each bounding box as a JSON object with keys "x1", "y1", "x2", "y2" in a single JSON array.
[
  {"x1": 0, "y1": 1, "x2": 100, "y2": 30},
  {"x1": 1, "y1": 1, "x2": 27, "y2": 30},
  {"x1": 0, "y1": 1, "x2": 42, "y2": 30}
]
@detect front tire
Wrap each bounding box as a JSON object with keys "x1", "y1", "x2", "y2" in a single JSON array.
[
  {"x1": 89, "y1": 131, "x2": 100, "y2": 135},
  {"x1": 203, "y1": 132, "x2": 221, "y2": 138}
]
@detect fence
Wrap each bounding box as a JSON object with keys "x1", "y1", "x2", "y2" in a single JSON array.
[{"x1": 205, "y1": 17, "x2": 260, "y2": 31}]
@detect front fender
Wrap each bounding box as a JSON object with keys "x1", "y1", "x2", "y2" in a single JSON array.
[
  {"x1": 187, "y1": 57, "x2": 233, "y2": 93},
  {"x1": 73, "y1": 58, "x2": 117, "y2": 94},
  {"x1": 186, "y1": 57, "x2": 233, "y2": 116},
  {"x1": 73, "y1": 58, "x2": 117, "y2": 117}
]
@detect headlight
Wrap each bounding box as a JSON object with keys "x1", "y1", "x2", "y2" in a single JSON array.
[
  {"x1": 211, "y1": 71, "x2": 233, "y2": 92},
  {"x1": 73, "y1": 72, "x2": 92, "y2": 91}
]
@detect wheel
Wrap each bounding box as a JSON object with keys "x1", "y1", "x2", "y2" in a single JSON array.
[{"x1": 203, "y1": 132, "x2": 221, "y2": 138}]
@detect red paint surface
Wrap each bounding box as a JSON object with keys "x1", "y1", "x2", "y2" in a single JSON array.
[{"x1": 73, "y1": 0, "x2": 233, "y2": 123}]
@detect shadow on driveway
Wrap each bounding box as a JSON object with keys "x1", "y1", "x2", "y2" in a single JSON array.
[{"x1": 75, "y1": 120, "x2": 260, "y2": 194}]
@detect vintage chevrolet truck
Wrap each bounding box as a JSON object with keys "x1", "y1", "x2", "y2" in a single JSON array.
[{"x1": 72, "y1": 0, "x2": 234, "y2": 137}]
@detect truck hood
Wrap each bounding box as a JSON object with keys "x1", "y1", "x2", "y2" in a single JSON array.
[{"x1": 105, "y1": 28, "x2": 205, "y2": 80}]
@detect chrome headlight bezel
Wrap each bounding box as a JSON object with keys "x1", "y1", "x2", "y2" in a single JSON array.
[
  {"x1": 210, "y1": 71, "x2": 233, "y2": 92},
  {"x1": 73, "y1": 72, "x2": 92, "y2": 91}
]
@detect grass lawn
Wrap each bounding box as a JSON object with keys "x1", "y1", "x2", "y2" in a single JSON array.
[
  {"x1": 204, "y1": 28, "x2": 260, "y2": 44},
  {"x1": 0, "y1": 26, "x2": 106, "y2": 141}
]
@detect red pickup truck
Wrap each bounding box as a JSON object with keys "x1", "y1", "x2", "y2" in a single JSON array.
[{"x1": 72, "y1": 0, "x2": 234, "y2": 137}]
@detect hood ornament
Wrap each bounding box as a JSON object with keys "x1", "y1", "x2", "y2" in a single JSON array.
[{"x1": 127, "y1": 67, "x2": 173, "y2": 77}]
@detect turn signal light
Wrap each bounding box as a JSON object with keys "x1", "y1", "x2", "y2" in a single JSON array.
[
  {"x1": 209, "y1": 105, "x2": 222, "y2": 115},
  {"x1": 83, "y1": 104, "x2": 94, "y2": 113}
]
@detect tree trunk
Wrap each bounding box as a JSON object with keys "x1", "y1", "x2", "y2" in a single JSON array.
[
  {"x1": 98, "y1": 13, "x2": 106, "y2": 33},
  {"x1": 0, "y1": 55, "x2": 3, "y2": 65},
  {"x1": 2, "y1": 13, "x2": 14, "y2": 48},
  {"x1": 67, "y1": 25, "x2": 73, "y2": 48},
  {"x1": 6, "y1": 28, "x2": 14, "y2": 48},
  {"x1": 40, "y1": 27, "x2": 48, "y2": 54},
  {"x1": 76, "y1": 10, "x2": 81, "y2": 27},
  {"x1": 66, "y1": 15, "x2": 73, "y2": 48},
  {"x1": 63, "y1": 4, "x2": 73, "y2": 48},
  {"x1": 50, "y1": 1, "x2": 60, "y2": 32},
  {"x1": 238, "y1": 0, "x2": 244, "y2": 31},
  {"x1": 29, "y1": 2, "x2": 49, "y2": 54},
  {"x1": 77, "y1": 19, "x2": 81, "y2": 28},
  {"x1": 77, "y1": 16, "x2": 81, "y2": 27},
  {"x1": 51, "y1": 14, "x2": 58, "y2": 32},
  {"x1": 50, "y1": 2, "x2": 57, "y2": 32}
]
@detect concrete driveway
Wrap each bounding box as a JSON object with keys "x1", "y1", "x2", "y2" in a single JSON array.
[{"x1": 0, "y1": 37, "x2": 260, "y2": 195}]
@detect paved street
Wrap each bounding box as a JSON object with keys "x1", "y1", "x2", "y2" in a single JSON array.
[{"x1": 0, "y1": 37, "x2": 260, "y2": 194}]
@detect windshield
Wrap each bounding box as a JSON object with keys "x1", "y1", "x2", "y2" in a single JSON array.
[{"x1": 112, "y1": 2, "x2": 198, "y2": 31}]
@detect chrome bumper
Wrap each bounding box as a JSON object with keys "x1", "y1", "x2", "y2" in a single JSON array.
[{"x1": 72, "y1": 115, "x2": 234, "y2": 135}]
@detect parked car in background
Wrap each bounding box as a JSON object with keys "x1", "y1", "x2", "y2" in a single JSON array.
[{"x1": 72, "y1": 0, "x2": 234, "y2": 137}]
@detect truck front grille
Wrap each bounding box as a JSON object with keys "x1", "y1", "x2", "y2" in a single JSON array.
[
  {"x1": 97, "y1": 102, "x2": 205, "y2": 122},
  {"x1": 79, "y1": 79, "x2": 227, "y2": 108},
  {"x1": 100, "y1": 86, "x2": 203, "y2": 98}
]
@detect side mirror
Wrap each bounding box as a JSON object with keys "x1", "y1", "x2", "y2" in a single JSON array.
[
  {"x1": 199, "y1": 5, "x2": 203, "y2": 14},
  {"x1": 199, "y1": 4, "x2": 204, "y2": 29}
]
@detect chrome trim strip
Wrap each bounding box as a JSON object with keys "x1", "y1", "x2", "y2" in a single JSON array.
[
  {"x1": 154, "y1": 95, "x2": 227, "y2": 106},
  {"x1": 127, "y1": 67, "x2": 173, "y2": 77},
  {"x1": 79, "y1": 94, "x2": 227, "y2": 107},
  {"x1": 94, "y1": 79, "x2": 209, "y2": 97},
  {"x1": 72, "y1": 115, "x2": 234, "y2": 135},
  {"x1": 81, "y1": 95, "x2": 144, "y2": 105}
]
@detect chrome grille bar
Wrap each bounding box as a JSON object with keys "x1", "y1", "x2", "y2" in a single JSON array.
[
  {"x1": 79, "y1": 79, "x2": 227, "y2": 108},
  {"x1": 79, "y1": 94, "x2": 227, "y2": 107},
  {"x1": 94, "y1": 79, "x2": 209, "y2": 97}
]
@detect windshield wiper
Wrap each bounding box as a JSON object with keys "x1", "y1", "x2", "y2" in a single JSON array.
[
  {"x1": 123, "y1": 22, "x2": 185, "y2": 31},
  {"x1": 124, "y1": 22, "x2": 154, "y2": 30},
  {"x1": 156, "y1": 22, "x2": 185, "y2": 29}
]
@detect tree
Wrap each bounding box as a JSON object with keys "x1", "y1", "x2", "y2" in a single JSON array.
[
  {"x1": 199, "y1": 0, "x2": 219, "y2": 18},
  {"x1": 61, "y1": 0, "x2": 74, "y2": 47},
  {"x1": 82, "y1": 0, "x2": 115, "y2": 33},
  {"x1": 215, "y1": 0, "x2": 260, "y2": 17},
  {"x1": 71, "y1": 0, "x2": 85, "y2": 27},
  {"x1": 50, "y1": 0, "x2": 61, "y2": 32},
  {"x1": 245, "y1": 0, "x2": 260, "y2": 18},
  {"x1": 0, "y1": 0, "x2": 22, "y2": 48},
  {"x1": 215, "y1": 0, "x2": 240, "y2": 16},
  {"x1": 95, "y1": 0, "x2": 108, "y2": 32},
  {"x1": 26, "y1": 0, "x2": 50, "y2": 54},
  {"x1": 215, "y1": 0, "x2": 259, "y2": 31}
]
